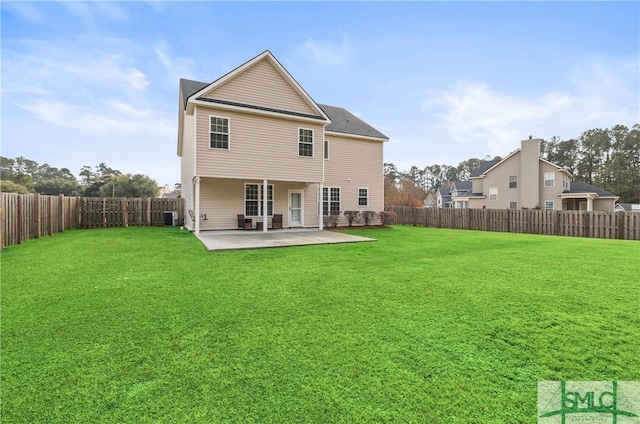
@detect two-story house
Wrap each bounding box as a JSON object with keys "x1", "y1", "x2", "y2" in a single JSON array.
[
  {"x1": 448, "y1": 137, "x2": 618, "y2": 211},
  {"x1": 177, "y1": 51, "x2": 388, "y2": 233}
]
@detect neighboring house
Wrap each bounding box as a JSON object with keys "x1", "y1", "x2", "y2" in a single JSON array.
[
  {"x1": 423, "y1": 192, "x2": 436, "y2": 208},
  {"x1": 157, "y1": 184, "x2": 177, "y2": 198},
  {"x1": 449, "y1": 181, "x2": 472, "y2": 208},
  {"x1": 449, "y1": 138, "x2": 619, "y2": 211},
  {"x1": 436, "y1": 186, "x2": 451, "y2": 208},
  {"x1": 177, "y1": 51, "x2": 388, "y2": 232},
  {"x1": 616, "y1": 203, "x2": 640, "y2": 212}
]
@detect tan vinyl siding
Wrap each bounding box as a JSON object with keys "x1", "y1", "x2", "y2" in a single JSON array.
[
  {"x1": 539, "y1": 162, "x2": 563, "y2": 210},
  {"x1": 194, "y1": 105, "x2": 324, "y2": 182},
  {"x1": 324, "y1": 134, "x2": 384, "y2": 213},
  {"x1": 593, "y1": 199, "x2": 615, "y2": 212},
  {"x1": 201, "y1": 59, "x2": 318, "y2": 116},
  {"x1": 198, "y1": 178, "x2": 320, "y2": 230},
  {"x1": 482, "y1": 153, "x2": 522, "y2": 209},
  {"x1": 180, "y1": 113, "x2": 196, "y2": 228}
]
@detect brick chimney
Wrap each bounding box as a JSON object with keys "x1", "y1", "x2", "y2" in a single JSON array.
[{"x1": 520, "y1": 138, "x2": 541, "y2": 209}]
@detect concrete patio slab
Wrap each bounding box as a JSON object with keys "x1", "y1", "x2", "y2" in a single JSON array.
[{"x1": 195, "y1": 228, "x2": 376, "y2": 251}]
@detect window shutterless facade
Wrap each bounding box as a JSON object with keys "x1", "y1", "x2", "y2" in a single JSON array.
[
  {"x1": 210, "y1": 116, "x2": 229, "y2": 149},
  {"x1": 509, "y1": 175, "x2": 517, "y2": 188},
  {"x1": 324, "y1": 139, "x2": 329, "y2": 160},
  {"x1": 322, "y1": 187, "x2": 340, "y2": 215},
  {"x1": 298, "y1": 128, "x2": 313, "y2": 157},
  {"x1": 489, "y1": 187, "x2": 498, "y2": 201},
  {"x1": 358, "y1": 188, "x2": 368, "y2": 207},
  {"x1": 245, "y1": 183, "x2": 273, "y2": 216},
  {"x1": 544, "y1": 172, "x2": 555, "y2": 187},
  {"x1": 545, "y1": 200, "x2": 554, "y2": 210},
  {"x1": 509, "y1": 201, "x2": 517, "y2": 210}
]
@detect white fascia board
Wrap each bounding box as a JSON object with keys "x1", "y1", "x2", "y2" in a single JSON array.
[
  {"x1": 325, "y1": 130, "x2": 388, "y2": 142},
  {"x1": 190, "y1": 99, "x2": 330, "y2": 125}
]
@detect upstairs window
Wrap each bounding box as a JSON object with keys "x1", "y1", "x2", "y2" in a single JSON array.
[
  {"x1": 324, "y1": 140, "x2": 329, "y2": 160},
  {"x1": 299, "y1": 128, "x2": 313, "y2": 157},
  {"x1": 210, "y1": 116, "x2": 229, "y2": 149},
  {"x1": 489, "y1": 187, "x2": 498, "y2": 201},
  {"x1": 544, "y1": 172, "x2": 555, "y2": 187},
  {"x1": 509, "y1": 175, "x2": 517, "y2": 188}
]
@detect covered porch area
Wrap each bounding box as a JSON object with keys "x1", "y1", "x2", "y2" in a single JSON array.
[{"x1": 190, "y1": 176, "x2": 326, "y2": 234}]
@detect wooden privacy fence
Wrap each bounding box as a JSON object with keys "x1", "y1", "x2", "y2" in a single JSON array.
[
  {"x1": 1, "y1": 194, "x2": 185, "y2": 249},
  {"x1": 386, "y1": 206, "x2": 640, "y2": 241}
]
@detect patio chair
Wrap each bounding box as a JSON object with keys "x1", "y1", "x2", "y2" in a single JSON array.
[
  {"x1": 237, "y1": 214, "x2": 252, "y2": 230},
  {"x1": 271, "y1": 214, "x2": 283, "y2": 230}
]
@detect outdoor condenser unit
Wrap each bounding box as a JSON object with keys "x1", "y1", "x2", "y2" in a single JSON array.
[{"x1": 163, "y1": 211, "x2": 179, "y2": 226}]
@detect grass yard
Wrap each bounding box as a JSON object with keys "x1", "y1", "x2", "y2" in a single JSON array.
[{"x1": 1, "y1": 226, "x2": 639, "y2": 423}]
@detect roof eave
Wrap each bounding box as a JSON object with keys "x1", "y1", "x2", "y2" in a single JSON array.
[{"x1": 325, "y1": 130, "x2": 388, "y2": 142}]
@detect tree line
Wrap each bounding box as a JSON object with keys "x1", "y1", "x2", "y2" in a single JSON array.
[
  {"x1": 0, "y1": 157, "x2": 163, "y2": 198},
  {"x1": 385, "y1": 123, "x2": 640, "y2": 206}
]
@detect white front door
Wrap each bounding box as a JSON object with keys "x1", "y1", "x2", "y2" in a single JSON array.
[{"x1": 289, "y1": 190, "x2": 304, "y2": 227}]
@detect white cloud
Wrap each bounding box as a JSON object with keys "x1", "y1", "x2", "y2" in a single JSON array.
[
  {"x1": 1, "y1": 2, "x2": 44, "y2": 22},
  {"x1": 2, "y1": 37, "x2": 176, "y2": 182},
  {"x1": 154, "y1": 41, "x2": 195, "y2": 82},
  {"x1": 421, "y1": 55, "x2": 639, "y2": 158},
  {"x1": 298, "y1": 35, "x2": 352, "y2": 66},
  {"x1": 422, "y1": 81, "x2": 575, "y2": 155}
]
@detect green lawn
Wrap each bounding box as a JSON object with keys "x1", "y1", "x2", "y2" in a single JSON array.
[{"x1": 1, "y1": 226, "x2": 638, "y2": 423}]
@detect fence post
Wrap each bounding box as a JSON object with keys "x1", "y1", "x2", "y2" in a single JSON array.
[
  {"x1": 32, "y1": 193, "x2": 40, "y2": 240},
  {"x1": 123, "y1": 198, "x2": 129, "y2": 227},
  {"x1": 146, "y1": 197, "x2": 152, "y2": 226},
  {"x1": 617, "y1": 212, "x2": 625, "y2": 240}
]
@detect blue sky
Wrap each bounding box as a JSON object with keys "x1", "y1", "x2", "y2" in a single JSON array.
[{"x1": 2, "y1": 1, "x2": 638, "y2": 187}]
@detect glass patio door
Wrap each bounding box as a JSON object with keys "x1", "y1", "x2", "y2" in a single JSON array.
[{"x1": 289, "y1": 191, "x2": 303, "y2": 226}]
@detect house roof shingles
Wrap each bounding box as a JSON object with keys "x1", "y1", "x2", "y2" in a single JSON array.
[
  {"x1": 452, "y1": 180, "x2": 472, "y2": 191},
  {"x1": 470, "y1": 160, "x2": 500, "y2": 178},
  {"x1": 565, "y1": 180, "x2": 617, "y2": 197},
  {"x1": 318, "y1": 104, "x2": 388, "y2": 140},
  {"x1": 180, "y1": 78, "x2": 208, "y2": 109}
]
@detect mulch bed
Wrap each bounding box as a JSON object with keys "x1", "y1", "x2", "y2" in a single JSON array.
[{"x1": 324, "y1": 225, "x2": 392, "y2": 231}]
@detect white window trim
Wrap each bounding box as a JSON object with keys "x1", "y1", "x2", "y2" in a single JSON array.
[
  {"x1": 357, "y1": 187, "x2": 369, "y2": 207},
  {"x1": 244, "y1": 183, "x2": 273, "y2": 217},
  {"x1": 509, "y1": 201, "x2": 517, "y2": 210},
  {"x1": 209, "y1": 115, "x2": 230, "y2": 150},
  {"x1": 322, "y1": 186, "x2": 341, "y2": 215},
  {"x1": 544, "y1": 172, "x2": 555, "y2": 187},
  {"x1": 489, "y1": 187, "x2": 498, "y2": 201},
  {"x1": 509, "y1": 175, "x2": 517, "y2": 188},
  {"x1": 324, "y1": 139, "x2": 329, "y2": 160},
  {"x1": 545, "y1": 200, "x2": 554, "y2": 210},
  {"x1": 298, "y1": 127, "x2": 314, "y2": 158}
]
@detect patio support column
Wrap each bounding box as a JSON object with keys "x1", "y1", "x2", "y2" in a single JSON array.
[
  {"x1": 587, "y1": 197, "x2": 593, "y2": 212},
  {"x1": 263, "y1": 179, "x2": 268, "y2": 233},
  {"x1": 319, "y1": 183, "x2": 324, "y2": 230},
  {"x1": 194, "y1": 176, "x2": 201, "y2": 235}
]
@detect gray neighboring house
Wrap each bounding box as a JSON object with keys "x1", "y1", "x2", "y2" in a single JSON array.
[
  {"x1": 616, "y1": 203, "x2": 640, "y2": 212},
  {"x1": 447, "y1": 138, "x2": 619, "y2": 211},
  {"x1": 436, "y1": 186, "x2": 451, "y2": 208}
]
